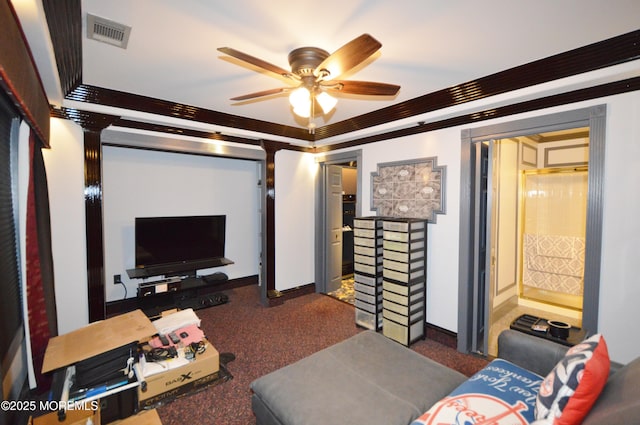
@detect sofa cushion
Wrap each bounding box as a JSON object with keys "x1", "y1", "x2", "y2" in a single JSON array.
[
  {"x1": 582, "y1": 356, "x2": 640, "y2": 425},
  {"x1": 410, "y1": 359, "x2": 542, "y2": 425},
  {"x1": 250, "y1": 330, "x2": 467, "y2": 425},
  {"x1": 535, "y1": 334, "x2": 610, "y2": 425}
]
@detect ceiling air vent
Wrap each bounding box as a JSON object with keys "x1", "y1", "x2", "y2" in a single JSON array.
[{"x1": 87, "y1": 14, "x2": 131, "y2": 49}]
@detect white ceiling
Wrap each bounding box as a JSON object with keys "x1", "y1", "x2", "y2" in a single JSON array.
[{"x1": 14, "y1": 0, "x2": 640, "y2": 143}]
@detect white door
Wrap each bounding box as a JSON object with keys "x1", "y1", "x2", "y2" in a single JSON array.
[{"x1": 325, "y1": 165, "x2": 343, "y2": 293}]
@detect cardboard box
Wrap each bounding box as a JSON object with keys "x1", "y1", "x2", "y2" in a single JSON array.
[
  {"x1": 43, "y1": 310, "x2": 156, "y2": 373},
  {"x1": 138, "y1": 339, "x2": 219, "y2": 408}
]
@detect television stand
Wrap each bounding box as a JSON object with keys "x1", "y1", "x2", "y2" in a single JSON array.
[{"x1": 136, "y1": 273, "x2": 230, "y2": 316}]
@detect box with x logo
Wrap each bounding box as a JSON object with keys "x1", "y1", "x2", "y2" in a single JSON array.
[{"x1": 137, "y1": 337, "x2": 219, "y2": 408}]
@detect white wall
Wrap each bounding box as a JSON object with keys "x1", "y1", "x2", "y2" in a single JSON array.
[
  {"x1": 42, "y1": 118, "x2": 88, "y2": 334},
  {"x1": 597, "y1": 92, "x2": 640, "y2": 364},
  {"x1": 274, "y1": 149, "x2": 317, "y2": 291},
  {"x1": 102, "y1": 146, "x2": 260, "y2": 302}
]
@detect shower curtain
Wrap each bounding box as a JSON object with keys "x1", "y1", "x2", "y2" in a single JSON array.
[{"x1": 521, "y1": 169, "x2": 588, "y2": 302}]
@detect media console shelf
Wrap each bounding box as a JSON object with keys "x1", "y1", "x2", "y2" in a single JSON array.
[
  {"x1": 131, "y1": 272, "x2": 230, "y2": 317},
  {"x1": 126, "y1": 257, "x2": 234, "y2": 280}
]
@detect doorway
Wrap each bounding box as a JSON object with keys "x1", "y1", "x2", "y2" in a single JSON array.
[
  {"x1": 458, "y1": 105, "x2": 607, "y2": 355},
  {"x1": 326, "y1": 163, "x2": 358, "y2": 304},
  {"x1": 315, "y1": 150, "x2": 362, "y2": 302},
  {"x1": 485, "y1": 131, "x2": 588, "y2": 356}
]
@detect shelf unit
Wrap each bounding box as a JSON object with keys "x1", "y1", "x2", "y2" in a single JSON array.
[
  {"x1": 381, "y1": 218, "x2": 427, "y2": 346},
  {"x1": 353, "y1": 216, "x2": 385, "y2": 330}
]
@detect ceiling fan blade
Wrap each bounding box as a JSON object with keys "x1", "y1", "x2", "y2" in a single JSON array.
[
  {"x1": 218, "y1": 47, "x2": 298, "y2": 81},
  {"x1": 322, "y1": 80, "x2": 400, "y2": 96},
  {"x1": 230, "y1": 87, "x2": 290, "y2": 101},
  {"x1": 314, "y1": 34, "x2": 382, "y2": 80}
]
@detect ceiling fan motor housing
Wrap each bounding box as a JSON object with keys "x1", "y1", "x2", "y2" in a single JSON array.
[{"x1": 288, "y1": 47, "x2": 329, "y2": 77}]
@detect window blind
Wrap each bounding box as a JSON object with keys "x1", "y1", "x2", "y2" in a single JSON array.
[{"x1": 0, "y1": 93, "x2": 22, "y2": 373}]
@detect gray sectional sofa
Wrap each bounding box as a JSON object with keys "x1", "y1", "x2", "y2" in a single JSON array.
[{"x1": 250, "y1": 329, "x2": 640, "y2": 425}]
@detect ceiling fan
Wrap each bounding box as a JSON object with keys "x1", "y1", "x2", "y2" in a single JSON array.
[{"x1": 217, "y1": 34, "x2": 400, "y2": 133}]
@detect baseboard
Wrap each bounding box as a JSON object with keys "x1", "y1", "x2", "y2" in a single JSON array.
[
  {"x1": 426, "y1": 323, "x2": 458, "y2": 349},
  {"x1": 266, "y1": 283, "x2": 315, "y2": 306}
]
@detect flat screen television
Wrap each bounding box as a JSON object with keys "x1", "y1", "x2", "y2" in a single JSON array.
[{"x1": 130, "y1": 215, "x2": 231, "y2": 278}]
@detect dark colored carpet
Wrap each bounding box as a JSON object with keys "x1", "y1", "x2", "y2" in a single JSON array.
[{"x1": 155, "y1": 285, "x2": 488, "y2": 424}]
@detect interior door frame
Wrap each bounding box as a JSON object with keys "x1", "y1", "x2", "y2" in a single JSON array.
[
  {"x1": 315, "y1": 150, "x2": 362, "y2": 293},
  {"x1": 457, "y1": 105, "x2": 607, "y2": 353}
]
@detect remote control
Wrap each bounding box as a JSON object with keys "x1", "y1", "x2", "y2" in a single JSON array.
[
  {"x1": 158, "y1": 334, "x2": 170, "y2": 346},
  {"x1": 169, "y1": 332, "x2": 181, "y2": 344}
]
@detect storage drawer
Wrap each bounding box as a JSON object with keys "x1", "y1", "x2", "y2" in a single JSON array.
[
  {"x1": 355, "y1": 299, "x2": 380, "y2": 314},
  {"x1": 383, "y1": 249, "x2": 424, "y2": 263},
  {"x1": 382, "y1": 220, "x2": 425, "y2": 233},
  {"x1": 383, "y1": 230, "x2": 424, "y2": 243},
  {"x1": 354, "y1": 218, "x2": 381, "y2": 229},
  {"x1": 354, "y1": 244, "x2": 383, "y2": 257},
  {"x1": 354, "y1": 253, "x2": 377, "y2": 266},
  {"x1": 356, "y1": 291, "x2": 378, "y2": 305},
  {"x1": 383, "y1": 298, "x2": 424, "y2": 316},
  {"x1": 354, "y1": 263, "x2": 382, "y2": 275},
  {"x1": 383, "y1": 308, "x2": 423, "y2": 325},
  {"x1": 354, "y1": 228, "x2": 382, "y2": 238},
  {"x1": 383, "y1": 280, "x2": 424, "y2": 296},
  {"x1": 383, "y1": 239, "x2": 424, "y2": 253},
  {"x1": 355, "y1": 309, "x2": 382, "y2": 330},
  {"x1": 382, "y1": 318, "x2": 425, "y2": 346},
  {"x1": 354, "y1": 236, "x2": 378, "y2": 248},
  {"x1": 354, "y1": 281, "x2": 382, "y2": 296},
  {"x1": 383, "y1": 267, "x2": 424, "y2": 283},
  {"x1": 354, "y1": 273, "x2": 381, "y2": 287},
  {"x1": 383, "y1": 287, "x2": 423, "y2": 305},
  {"x1": 383, "y1": 258, "x2": 423, "y2": 273}
]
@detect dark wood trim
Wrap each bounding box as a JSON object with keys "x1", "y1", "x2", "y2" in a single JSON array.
[
  {"x1": 67, "y1": 84, "x2": 314, "y2": 142},
  {"x1": 83, "y1": 128, "x2": 106, "y2": 322},
  {"x1": 41, "y1": 0, "x2": 82, "y2": 96},
  {"x1": 260, "y1": 141, "x2": 287, "y2": 301},
  {"x1": 113, "y1": 118, "x2": 313, "y2": 153},
  {"x1": 317, "y1": 76, "x2": 640, "y2": 152},
  {"x1": 0, "y1": 1, "x2": 50, "y2": 146}
]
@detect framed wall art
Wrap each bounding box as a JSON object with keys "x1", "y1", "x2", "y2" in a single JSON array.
[{"x1": 370, "y1": 157, "x2": 446, "y2": 222}]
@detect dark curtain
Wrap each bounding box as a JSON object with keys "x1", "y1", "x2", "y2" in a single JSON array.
[
  {"x1": 26, "y1": 131, "x2": 57, "y2": 391},
  {"x1": 32, "y1": 134, "x2": 57, "y2": 338}
]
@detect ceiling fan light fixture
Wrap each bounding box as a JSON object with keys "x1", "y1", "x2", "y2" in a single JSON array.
[
  {"x1": 316, "y1": 91, "x2": 337, "y2": 114},
  {"x1": 289, "y1": 87, "x2": 311, "y2": 117}
]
